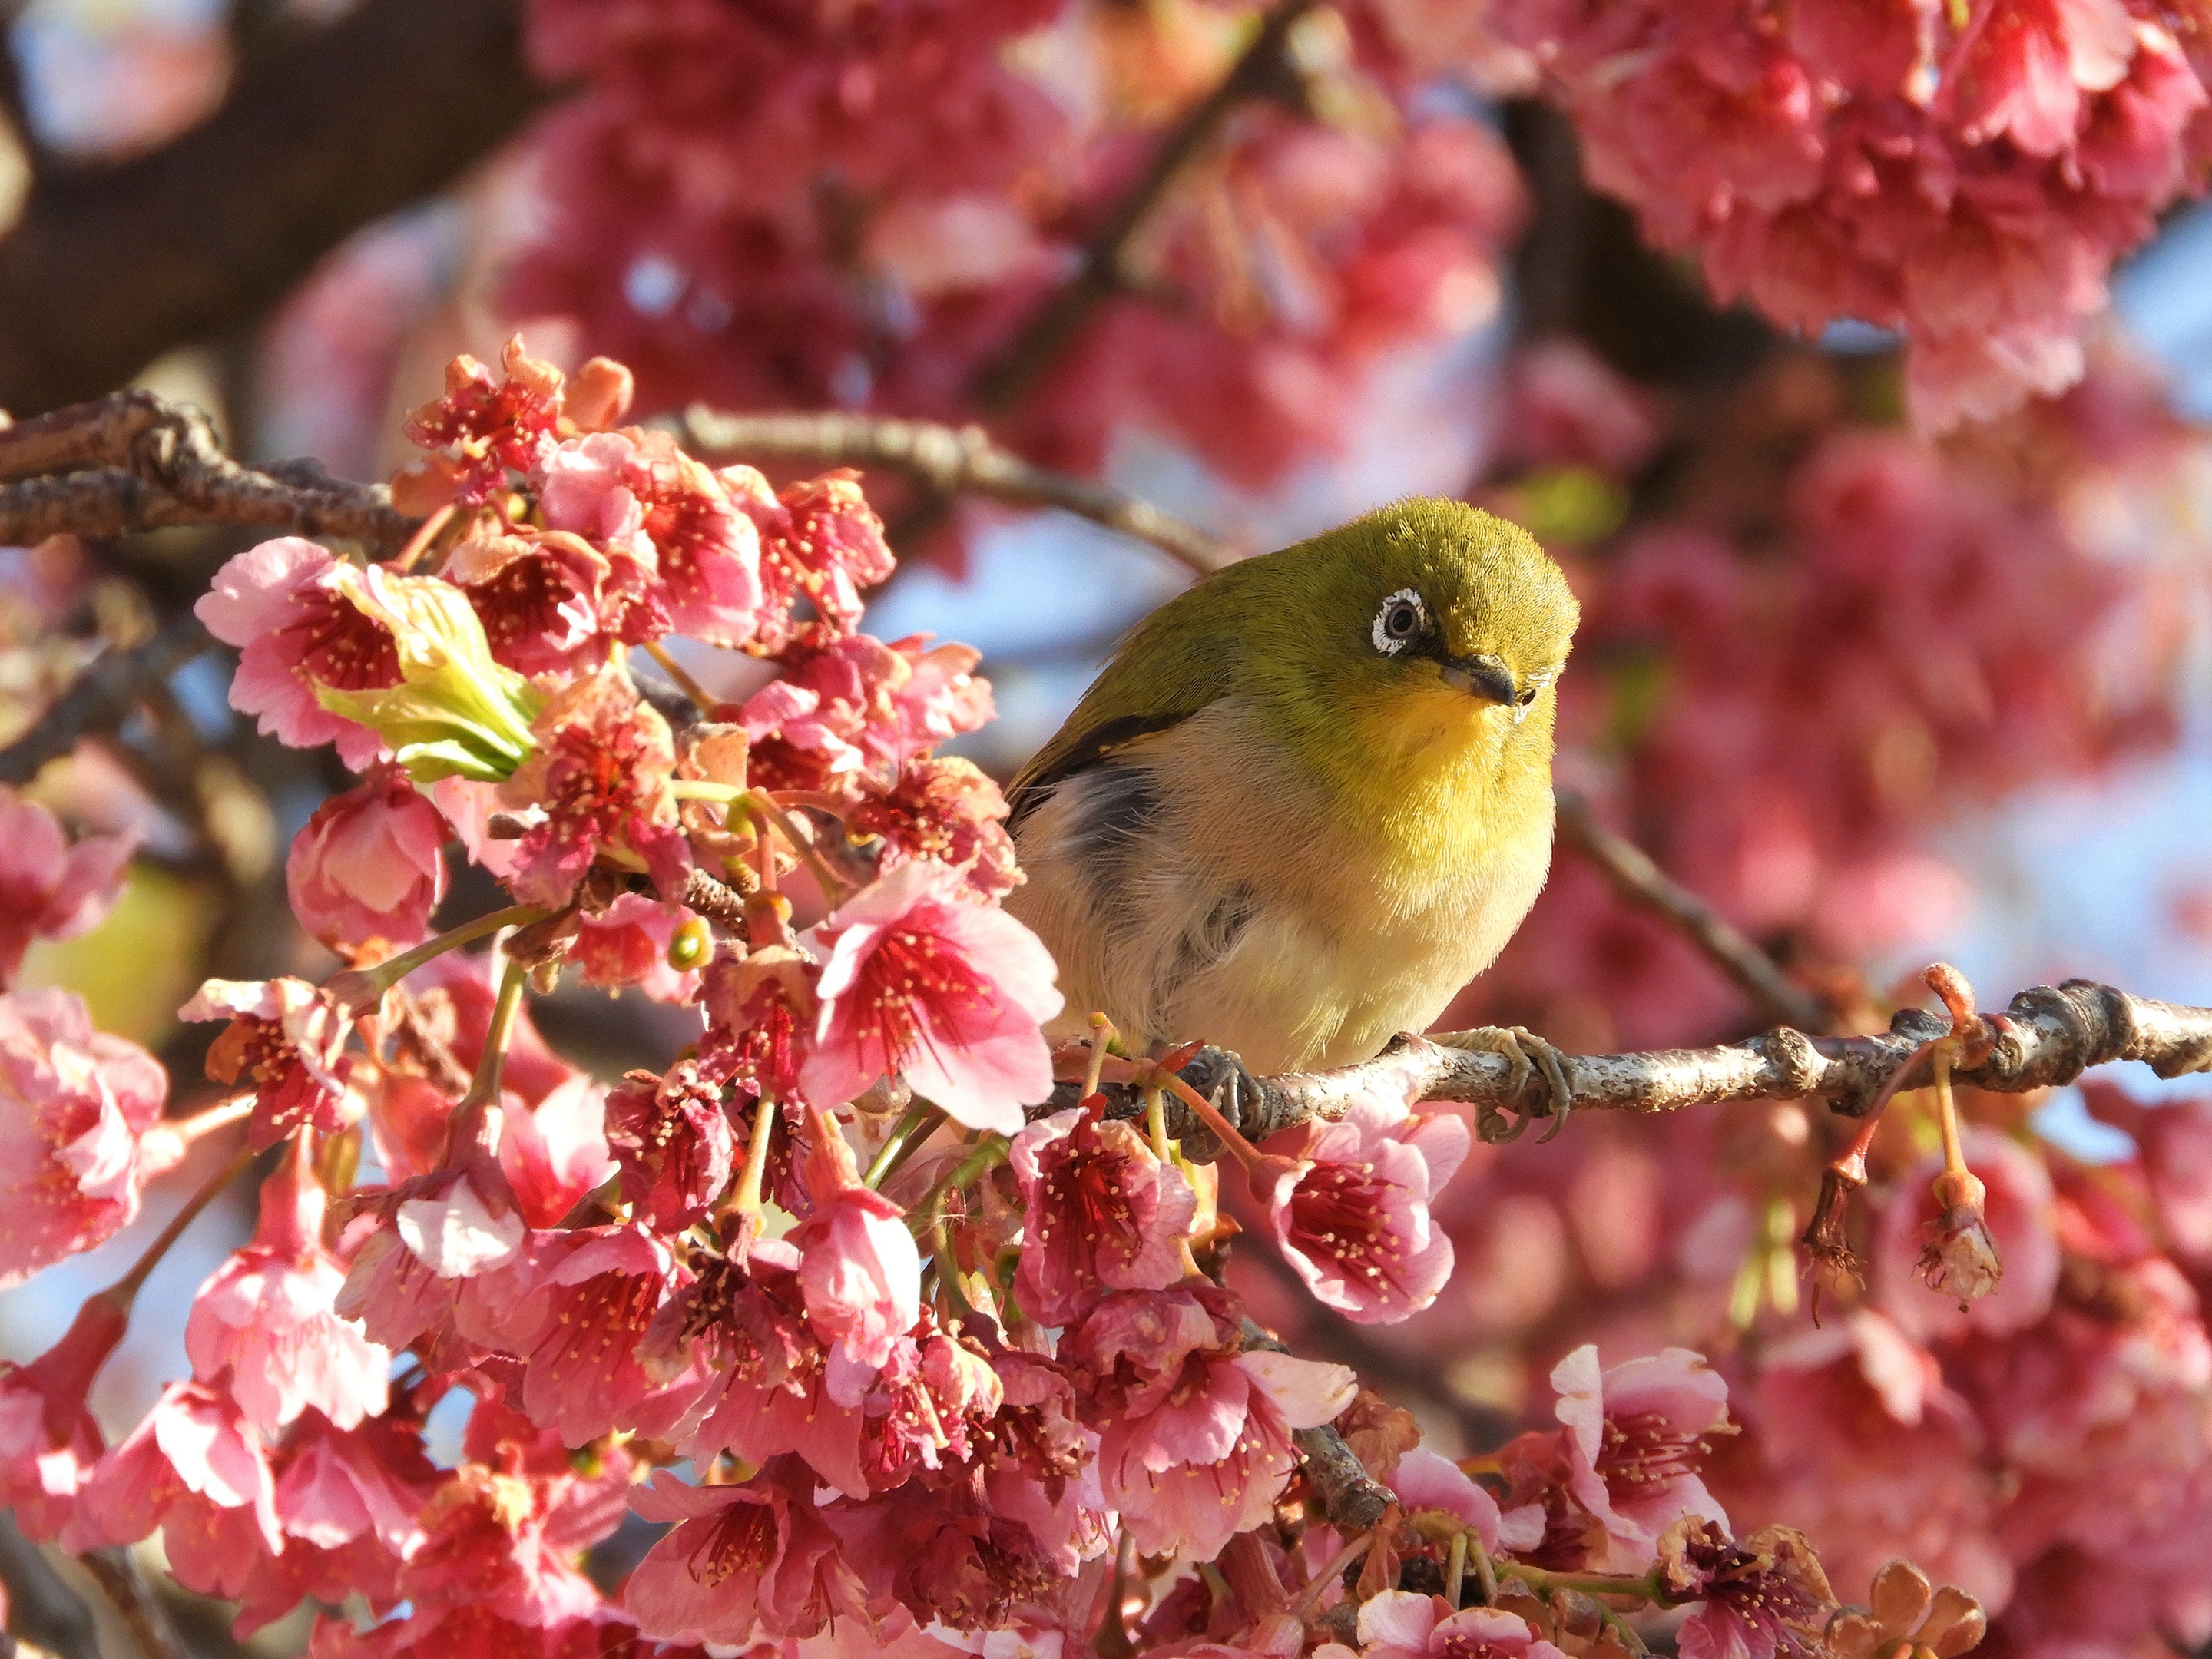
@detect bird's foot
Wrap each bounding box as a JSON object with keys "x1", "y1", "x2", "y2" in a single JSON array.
[
  {"x1": 1432, "y1": 1025, "x2": 1576, "y2": 1144},
  {"x1": 1167, "y1": 1044, "x2": 1261, "y2": 1160}
]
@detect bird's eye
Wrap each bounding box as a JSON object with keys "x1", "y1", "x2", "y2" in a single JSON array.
[
  {"x1": 1372, "y1": 588, "x2": 1428, "y2": 656},
  {"x1": 1516, "y1": 686, "x2": 1538, "y2": 707}
]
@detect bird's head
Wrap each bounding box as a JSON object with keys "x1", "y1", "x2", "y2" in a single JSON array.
[{"x1": 1242, "y1": 499, "x2": 1580, "y2": 786}]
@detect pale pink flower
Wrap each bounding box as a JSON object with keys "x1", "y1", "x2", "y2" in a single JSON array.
[
  {"x1": 624, "y1": 1460, "x2": 871, "y2": 1644},
  {"x1": 1073, "y1": 1288, "x2": 1355, "y2": 1558},
  {"x1": 1391, "y1": 1446, "x2": 1507, "y2": 1553},
  {"x1": 1010, "y1": 1104, "x2": 1196, "y2": 1325},
  {"x1": 0, "y1": 988, "x2": 173, "y2": 1285},
  {"x1": 183, "y1": 975, "x2": 356, "y2": 1151},
  {"x1": 1256, "y1": 1088, "x2": 1469, "y2": 1323},
  {"x1": 0, "y1": 788, "x2": 136, "y2": 986},
  {"x1": 286, "y1": 767, "x2": 450, "y2": 950},
  {"x1": 801, "y1": 858, "x2": 1061, "y2": 1132},
  {"x1": 186, "y1": 1144, "x2": 390, "y2": 1433},
  {"x1": 1320, "y1": 1594, "x2": 1568, "y2": 1659},
  {"x1": 196, "y1": 537, "x2": 399, "y2": 769},
  {"x1": 793, "y1": 1111, "x2": 922, "y2": 1405},
  {"x1": 68, "y1": 1379, "x2": 282, "y2": 1559},
  {"x1": 1552, "y1": 1344, "x2": 1733, "y2": 1567},
  {"x1": 0, "y1": 1293, "x2": 128, "y2": 1540}
]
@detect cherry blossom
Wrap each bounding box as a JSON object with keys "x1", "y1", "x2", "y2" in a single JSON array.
[
  {"x1": 0, "y1": 1293, "x2": 128, "y2": 1540},
  {"x1": 1316, "y1": 1595, "x2": 1568, "y2": 1659},
  {"x1": 1551, "y1": 1344, "x2": 1734, "y2": 1566},
  {"x1": 68, "y1": 1380, "x2": 282, "y2": 1563},
  {"x1": 183, "y1": 975, "x2": 356, "y2": 1151},
  {"x1": 1010, "y1": 1102, "x2": 1197, "y2": 1326},
  {"x1": 286, "y1": 767, "x2": 452, "y2": 952},
  {"x1": 793, "y1": 1111, "x2": 922, "y2": 1406},
  {"x1": 0, "y1": 788, "x2": 136, "y2": 987},
  {"x1": 802, "y1": 858, "x2": 1061, "y2": 1133},
  {"x1": 0, "y1": 988, "x2": 173, "y2": 1284}
]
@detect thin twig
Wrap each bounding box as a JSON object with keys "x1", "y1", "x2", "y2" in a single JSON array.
[
  {"x1": 0, "y1": 615, "x2": 214, "y2": 786},
  {"x1": 1057, "y1": 975, "x2": 2212, "y2": 1145},
  {"x1": 0, "y1": 389, "x2": 414, "y2": 545},
  {"x1": 972, "y1": 0, "x2": 1322, "y2": 412},
  {"x1": 1242, "y1": 1320, "x2": 1398, "y2": 1532},
  {"x1": 1556, "y1": 791, "x2": 1833, "y2": 1034},
  {"x1": 678, "y1": 406, "x2": 1234, "y2": 576},
  {"x1": 76, "y1": 1550, "x2": 184, "y2": 1659}
]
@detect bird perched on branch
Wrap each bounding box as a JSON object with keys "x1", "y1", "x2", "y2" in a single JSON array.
[{"x1": 1006, "y1": 498, "x2": 1579, "y2": 1120}]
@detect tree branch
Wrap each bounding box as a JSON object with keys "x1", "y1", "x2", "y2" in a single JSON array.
[
  {"x1": 970, "y1": 0, "x2": 1320, "y2": 412},
  {"x1": 1059, "y1": 976, "x2": 2212, "y2": 1145},
  {"x1": 0, "y1": 389, "x2": 415, "y2": 545},
  {"x1": 0, "y1": 614, "x2": 214, "y2": 786},
  {"x1": 1242, "y1": 1321, "x2": 1397, "y2": 1532},
  {"x1": 0, "y1": 0, "x2": 548, "y2": 416},
  {"x1": 678, "y1": 406, "x2": 1235, "y2": 576},
  {"x1": 75, "y1": 1550, "x2": 183, "y2": 1659},
  {"x1": 1555, "y1": 791, "x2": 1833, "y2": 1034}
]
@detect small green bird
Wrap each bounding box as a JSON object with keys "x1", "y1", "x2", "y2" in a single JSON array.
[{"x1": 1005, "y1": 497, "x2": 1580, "y2": 1084}]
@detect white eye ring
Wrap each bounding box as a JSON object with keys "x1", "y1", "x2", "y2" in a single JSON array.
[{"x1": 1372, "y1": 588, "x2": 1428, "y2": 655}]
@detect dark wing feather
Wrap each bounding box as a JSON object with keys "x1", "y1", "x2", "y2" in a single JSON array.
[{"x1": 1005, "y1": 710, "x2": 1190, "y2": 831}]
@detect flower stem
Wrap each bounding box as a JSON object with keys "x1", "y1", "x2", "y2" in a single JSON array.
[
  {"x1": 102, "y1": 1148, "x2": 255, "y2": 1305},
  {"x1": 1144, "y1": 1084, "x2": 1171, "y2": 1161},
  {"x1": 667, "y1": 782, "x2": 853, "y2": 902},
  {"x1": 326, "y1": 904, "x2": 547, "y2": 1015},
  {"x1": 865, "y1": 1098, "x2": 940, "y2": 1189},
  {"x1": 1445, "y1": 1528, "x2": 1469, "y2": 1608},
  {"x1": 1084, "y1": 1012, "x2": 1118, "y2": 1100},
  {"x1": 730, "y1": 1094, "x2": 778, "y2": 1217},
  {"x1": 1498, "y1": 1563, "x2": 1664, "y2": 1604},
  {"x1": 1161, "y1": 1073, "x2": 1263, "y2": 1172},
  {"x1": 906, "y1": 1135, "x2": 1011, "y2": 1236},
  {"x1": 461, "y1": 959, "x2": 529, "y2": 1111},
  {"x1": 642, "y1": 641, "x2": 720, "y2": 714},
  {"x1": 1932, "y1": 1042, "x2": 1965, "y2": 1177},
  {"x1": 172, "y1": 1092, "x2": 256, "y2": 1147},
  {"x1": 1289, "y1": 1531, "x2": 1374, "y2": 1621}
]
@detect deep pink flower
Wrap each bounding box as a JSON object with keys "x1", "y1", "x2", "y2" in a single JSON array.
[
  {"x1": 455, "y1": 1222, "x2": 702, "y2": 1445},
  {"x1": 197, "y1": 537, "x2": 401, "y2": 770},
  {"x1": 792, "y1": 1109, "x2": 922, "y2": 1406},
  {"x1": 1658, "y1": 1519, "x2": 1837, "y2": 1659},
  {"x1": 1552, "y1": 1344, "x2": 1733, "y2": 1567},
  {"x1": 1255, "y1": 1087, "x2": 1468, "y2": 1324},
  {"x1": 1071, "y1": 1288, "x2": 1355, "y2": 1558},
  {"x1": 183, "y1": 975, "x2": 356, "y2": 1151},
  {"x1": 801, "y1": 858, "x2": 1061, "y2": 1132},
  {"x1": 0, "y1": 787, "x2": 135, "y2": 987},
  {"x1": 624, "y1": 1459, "x2": 872, "y2": 1644},
  {"x1": 604, "y1": 1058, "x2": 735, "y2": 1230},
  {"x1": 286, "y1": 767, "x2": 451, "y2": 951},
  {"x1": 445, "y1": 527, "x2": 621, "y2": 677},
  {"x1": 571, "y1": 893, "x2": 704, "y2": 1003},
  {"x1": 1319, "y1": 1595, "x2": 1568, "y2": 1659},
  {"x1": 859, "y1": 1326, "x2": 1006, "y2": 1489},
  {"x1": 1009, "y1": 1103, "x2": 1196, "y2": 1326},
  {"x1": 0, "y1": 1293, "x2": 128, "y2": 1540},
  {"x1": 0, "y1": 988, "x2": 174, "y2": 1285},
  {"x1": 498, "y1": 670, "x2": 690, "y2": 908},
  {"x1": 68, "y1": 1379, "x2": 282, "y2": 1560},
  {"x1": 187, "y1": 1143, "x2": 389, "y2": 1434},
  {"x1": 230, "y1": 1408, "x2": 442, "y2": 1637},
  {"x1": 1391, "y1": 1446, "x2": 1508, "y2": 1554},
  {"x1": 743, "y1": 633, "x2": 994, "y2": 795},
  {"x1": 499, "y1": 1074, "x2": 618, "y2": 1228},
  {"x1": 400, "y1": 1465, "x2": 605, "y2": 1628},
  {"x1": 736, "y1": 467, "x2": 896, "y2": 655}
]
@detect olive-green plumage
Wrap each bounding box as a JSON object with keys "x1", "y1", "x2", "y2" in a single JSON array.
[{"x1": 1006, "y1": 498, "x2": 1579, "y2": 1075}]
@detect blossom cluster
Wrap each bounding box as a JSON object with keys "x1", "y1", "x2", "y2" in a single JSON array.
[
  {"x1": 1486, "y1": 0, "x2": 2212, "y2": 429},
  {"x1": 0, "y1": 343, "x2": 1969, "y2": 1659}
]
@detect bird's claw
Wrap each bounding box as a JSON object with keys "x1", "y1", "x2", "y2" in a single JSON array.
[
  {"x1": 1173, "y1": 1044, "x2": 1260, "y2": 1157},
  {"x1": 1435, "y1": 1025, "x2": 1576, "y2": 1144}
]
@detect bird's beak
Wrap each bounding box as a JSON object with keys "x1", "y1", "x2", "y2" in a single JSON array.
[{"x1": 1438, "y1": 653, "x2": 1518, "y2": 711}]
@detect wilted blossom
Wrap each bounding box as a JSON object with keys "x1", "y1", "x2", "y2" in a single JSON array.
[
  {"x1": 0, "y1": 988, "x2": 173, "y2": 1284},
  {"x1": 1657, "y1": 1518, "x2": 1838, "y2": 1659},
  {"x1": 742, "y1": 633, "x2": 995, "y2": 794},
  {"x1": 498, "y1": 669, "x2": 690, "y2": 907},
  {"x1": 183, "y1": 976, "x2": 356, "y2": 1151},
  {"x1": 733, "y1": 467, "x2": 897, "y2": 655},
  {"x1": 570, "y1": 893, "x2": 704, "y2": 1002},
  {"x1": 1254, "y1": 1086, "x2": 1469, "y2": 1324},
  {"x1": 1009, "y1": 1103, "x2": 1197, "y2": 1326},
  {"x1": 1873, "y1": 1129, "x2": 2061, "y2": 1342},
  {"x1": 847, "y1": 755, "x2": 1022, "y2": 900},
  {"x1": 399, "y1": 335, "x2": 569, "y2": 506},
  {"x1": 1552, "y1": 1344, "x2": 1734, "y2": 1565},
  {"x1": 0, "y1": 1293, "x2": 128, "y2": 1540},
  {"x1": 286, "y1": 767, "x2": 451, "y2": 951},
  {"x1": 186, "y1": 1142, "x2": 389, "y2": 1434},
  {"x1": 802, "y1": 857, "x2": 1062, "y2": 1134},
  {"x1": 604, "y1": 1058, "x2": 736, "y2": 1230},
  {"x1": 1825, "y1": 1561, "x2": 1987, "y2": 1659},
  {"x1": 0, "y1": 788, "x2": 136, "y2": 987}
]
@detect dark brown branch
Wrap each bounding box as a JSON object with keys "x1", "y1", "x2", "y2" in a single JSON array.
[
  {"x1": 0, "y1": 0, "x2": 548, "y2": 416},
  {"x1": 971, "y1": 0, "x2": 1320, "y2": 412},
  {"x1": 0, "y1": 615, "x2": 214, "y2": 786},
  {"x1": 1075, "y1": 977, "x2": 2212, "y2": 1146},
  {"x1": 0, "y1": 389, "x2": 415, "y2": 545},
  {"x1": 1242, "y1": 1322, "x2": 1397, "y2": 1532},
  {"x1": 0, "y1": 1516, "x2": 98, "y2": 1659},
  {"x1": 678, "y1": 407, "x2": 1235, "y2": 576},
  {"x1": 1555, "y1": 791, "x2": 1833, "y2": 1034},
  {"x1": 76, "y1": 1550, "x2": 184, "y2": 1659}
]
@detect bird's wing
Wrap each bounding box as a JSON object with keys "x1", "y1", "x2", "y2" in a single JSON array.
[{"x1": 1005, "y1": 573, "x2": 1247, "y2": 831}]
